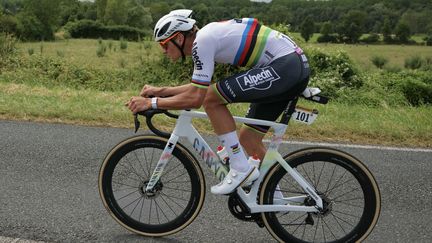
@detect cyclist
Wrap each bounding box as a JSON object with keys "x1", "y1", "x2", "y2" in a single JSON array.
[{"x1": 126, "y1": 9, "x2": 310, "y2": 195}]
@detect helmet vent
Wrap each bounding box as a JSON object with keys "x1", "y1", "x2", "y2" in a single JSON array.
[{"x1": 158, "y1": 22, "x2": 171, "y2": 37}]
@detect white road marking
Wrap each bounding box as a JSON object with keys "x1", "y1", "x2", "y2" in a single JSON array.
[{"x1": 263, "y1": 139, "x2": 432, "y2": 153}]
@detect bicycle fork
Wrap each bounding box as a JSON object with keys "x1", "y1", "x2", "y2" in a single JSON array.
[{"x1": 145, "y1": 134, "x2": 179, "y2": 193}]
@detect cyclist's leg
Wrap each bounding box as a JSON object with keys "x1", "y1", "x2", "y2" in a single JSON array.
[
  {"x1": 204, "y1": 87, "x2": 259, "y2": 195},
  {"x1": 239, "y1": 100, "x2": 291, "y2": 160},
  {"x1": 239, "y1": 74, "x2": 309, "y2": 160}
]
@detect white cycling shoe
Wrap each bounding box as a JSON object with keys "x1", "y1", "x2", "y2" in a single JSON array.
[{"x1": 211, "y1": 166, "x2": 259, "y2": 195}]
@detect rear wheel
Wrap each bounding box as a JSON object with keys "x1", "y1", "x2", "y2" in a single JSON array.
[
  {"x1": 99, "y1": 135, "x2": 206, "y2": 237},
  {"x1": 260, "y1": 147, "x2": 381, "y2": 242}
]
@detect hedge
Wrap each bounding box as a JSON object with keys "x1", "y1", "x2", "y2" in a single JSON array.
[{"x1": 64, "y1": 20, "x2": 150, "y2": 41}]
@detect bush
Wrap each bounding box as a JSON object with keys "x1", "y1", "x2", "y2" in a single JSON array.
[
  {"x1": 404, "y1": 56, "x2": 423, "y2": 70},
  {"x1": 424, "y1": 35, "x2": 432, "y2": 46},
  {"x1": 96, "y1": 43, "x2": 107, "y2": 57},
  {"x1": 305, "y1": 47, "x2": 362, "y2": 98},
  {"x1": 119, "y1": 37, "x2": 127, "y2": 50},
  {"x1": 0, "y1": 14, "x2": 18, "y2": 34},
  {"x1": 360, "y1": 33, "x2": 380, "y2": 44},
  {"x1": 0, "y1": 32, "x2": 16, "y2": 57},
  {"x1": 316, "y1": 34, "x2": 338, "y2": 43},
  {"x1": 400, "y1": 78, "x2": 432, "y2": 106},
  {"x1": 64, "y1": 19, "x2": 148, "y2": 41},
  {"x1": 370, "y1": 55, "x2": 388, "y2": 69},
  {"x1": 16, "y1": 13, "x2": 53, "y2": 41}
]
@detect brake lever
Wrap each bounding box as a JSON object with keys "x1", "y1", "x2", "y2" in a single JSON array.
[{"x1": 134, "y1": 113, "x2": 140, "y2": 133}]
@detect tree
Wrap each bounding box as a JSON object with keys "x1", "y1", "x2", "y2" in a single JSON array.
[
  {"x1": 16, "y1": 0, "x2": 60, "y2": 40},
  {"x1": 104, "y1": 0, "x2": 127, "y2": 25},
  {"x1": 395, "y1": 21, "x2": 411, "y2": 43},
  {"x1": 320, "y1": 21, "x2": 332, "y2": 36},
  {"x1": 96, "y1": 0, "x2": 107, "y2": 22},
  {"x1": 127, "y1": 6, "x2": 152, "y2": 29},
  {"x1": 338, "y1": 10, "x2": 366, "y2": 43},
  {"x1": 16, "y1": 12, "x2": 46, "y2": 40},
  {"x1": 0, "y1": 14, "x2": 18, "y2": 34},
  {"x1": 192, "y1": 3, "x2": 211, "y2": 25},
  {"x1": 300, "y1": 16, "x2": 314, "y2": 42},
  {"x1": 382, "y1": 17, "x2": 393, "y2": 43}
]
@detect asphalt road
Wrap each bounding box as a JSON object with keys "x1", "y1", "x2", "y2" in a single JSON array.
[{"x1": 1, "y1": 120, "x2": 431, "y2": 242}]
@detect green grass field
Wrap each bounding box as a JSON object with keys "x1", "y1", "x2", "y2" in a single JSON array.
[
  {"x1": 1, "y1": 38, "x2": 431, "y2": 148},
  {"x1": 17, "y1": 38, "x2": 432, "y2": 72}
]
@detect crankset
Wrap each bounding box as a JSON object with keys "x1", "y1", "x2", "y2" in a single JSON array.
[{"x1": 228, "y1": 193, "x2": 264, "y2": 228}]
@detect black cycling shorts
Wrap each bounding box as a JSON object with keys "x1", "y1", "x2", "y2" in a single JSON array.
[{"x1": 212, "y1": 51, "x2": 310, "y2": 134}]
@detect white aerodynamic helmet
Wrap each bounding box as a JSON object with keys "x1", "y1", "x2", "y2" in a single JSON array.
[{"x1": 153, "y1": 9, "x2": 196, "y2": 42}]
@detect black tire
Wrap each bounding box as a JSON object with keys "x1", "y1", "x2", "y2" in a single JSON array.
[
  {"x1": 98, "y1": 135, "x2": 206, "y2": 237},
  {"x1": 260, "y1": 147, "x2": 381, "y2": 243}
]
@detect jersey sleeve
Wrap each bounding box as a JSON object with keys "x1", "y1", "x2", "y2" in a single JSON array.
[{"x1": 191, "y1": 32, "x2": 216, "y2": 89}]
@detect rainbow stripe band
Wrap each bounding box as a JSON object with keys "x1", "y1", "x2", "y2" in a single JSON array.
[
  {"x1": 233, "y1": 19, "x2": 272, "y2": 67},
  {"x1": 191, "y1": 79, "x2": 210, "y2": 89}
]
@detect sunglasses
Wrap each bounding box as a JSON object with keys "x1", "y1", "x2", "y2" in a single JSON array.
[{"x1": 159, "y1": 32, "x2": 181, "y2": 49}]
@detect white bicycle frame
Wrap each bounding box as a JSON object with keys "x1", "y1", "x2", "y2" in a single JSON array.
[{"x1": 145, "y1": 110, "x2": 323, "y2": 213}]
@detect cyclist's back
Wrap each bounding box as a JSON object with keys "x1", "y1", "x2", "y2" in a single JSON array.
[{"x1": 192, "y1": 18, "x2": 303, "y2": 86}]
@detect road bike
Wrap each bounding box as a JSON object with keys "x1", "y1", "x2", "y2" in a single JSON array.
[{"x1": 98, "y1": 88, "x2": 381, "y2": 242}]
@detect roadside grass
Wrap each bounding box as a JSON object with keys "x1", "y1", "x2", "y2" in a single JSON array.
[
  {"x1": 17, "y1": 39, "x2": 160, "y2": 70},
  {"x1": 16, "y1": 39, "x2": 432, "y2": 73},
  {"x1": 1, "y1": 82, "x2": 430, "y2": 148},
  {"x1": 304, "y1": 43, "x2": 432, "y2": 70}
]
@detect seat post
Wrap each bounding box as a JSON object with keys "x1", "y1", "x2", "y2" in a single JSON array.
[{"x1": 279, "y1": 97, "x2": 299, "y2": 125}]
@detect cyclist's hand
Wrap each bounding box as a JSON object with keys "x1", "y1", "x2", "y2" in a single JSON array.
[
  {"x1": 140, "y1": 85, "x2": 158, "y2": 97},
  {"x1": 125, "y1": 96, "x2": 151, "y2": 113}
]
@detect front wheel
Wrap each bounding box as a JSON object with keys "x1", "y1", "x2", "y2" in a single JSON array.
[
  {"x1": 260, "y1": 147, "x2": 381, "y2": 243},
  {"x1": 98, "y1": 135, "x2": 206, "y2": 237}
]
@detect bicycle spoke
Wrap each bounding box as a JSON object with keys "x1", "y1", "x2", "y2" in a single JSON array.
[
  {"x1": 163, "y1": 185, "x2": 192, "y2": 193},
  {"x1": 312, "y1": 162, "x2": 317, "y2": 189},
  {"x1": 112, "y1": 180, "x2": 138, "y2": 190},
  {"x1": 163, "y1": 171, "x2": 189, "y2": 184},
  {"x1": 334, "y1": 199, "x2": 364, "y2": 208},
  {"x1": 315, "y1": 162, "x2": 326, "y2": 191},
  {"x1": 325, "y1": 169, "x2": 348, "y2": 196},
  {"x1": 333, "y1": 209, "x2": 361, "y2": 219},
  {"x1": 321, "y1": 217, "x2": 327, "y2": 242},
  {"x1": 322, "y1": 216, "x2": 337, "y2": 240},
  {"x1": 130, "y1": 196, "x2": 144, "y2": 216},
  {"x1": 313, "y1": 216, "x2": 320, "y2": 242},
  {"x1": 134, "y1": 149, "x2": 149, "y2": 178},
  {"x1": 161, "y1": 191, "x2": 187, "y2": 209},
  {"x1": 282, "y1": 213, "x2": 307, "y2": 226},
  {"x1": 282, "y1": 176, "x2": 303, "y2": 193},
  {"x1": 324, "y1": 164, "x2": 338, "y2": 193},
  {"x1": 117, "y1": 159, "x2": 144, "y2": 181},
  {"x1": 116, "y1": 188, "x2": 140, "y2": 201},
  {"x1": 154, "y1": 199, "x2": 169, "y2": 223},
  {"x1": 139, "y1": 196, "x2": 146, "y2": 222},
  {"x1": 325, "y1": 177, "x2": 356, "y2": 195},
  {"x1": 299, "y1": 166, "x2": 315, "y2": 189},
  {"x1": 331, "y1": 211, "x2": 355, "y2": 228},
  {"x1": 332, "y1": 187, "x2": 360, "y2": 201},
  {"x1": 159, "y1": 193, "x2": 179, "y2": 217},
  {"x1": 121, "y1": 193, "x2": 144, "y2": 211},
  {"x1": 160, "y1": 191, "x2": 189, "y2": 202},
  {"x1": 160, "y1": 159, "x2": 182, "y2": 178},
  {"x1": 148, "y1": 199, "x2": 153, "y2": 223}
]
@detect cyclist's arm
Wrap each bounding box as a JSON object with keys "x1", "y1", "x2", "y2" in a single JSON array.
[
  {"x1": 156, "y1": 84, "x2": 207, "y2": 109},
  {"x1": 140, "y1": 84, "x2": 191, "y2": 97}
]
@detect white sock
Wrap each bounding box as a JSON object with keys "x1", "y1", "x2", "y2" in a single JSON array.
[{"x1": 218, "y1": 131, "x2": 250, "y2": 172}]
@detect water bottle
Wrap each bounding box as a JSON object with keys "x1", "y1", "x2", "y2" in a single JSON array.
[
  {"x1": 248, "y1": 154, "x2": 261, "y2": 170},
  {"x1": 216, "y1": 146, "x2": 229, "y2": 165}
]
